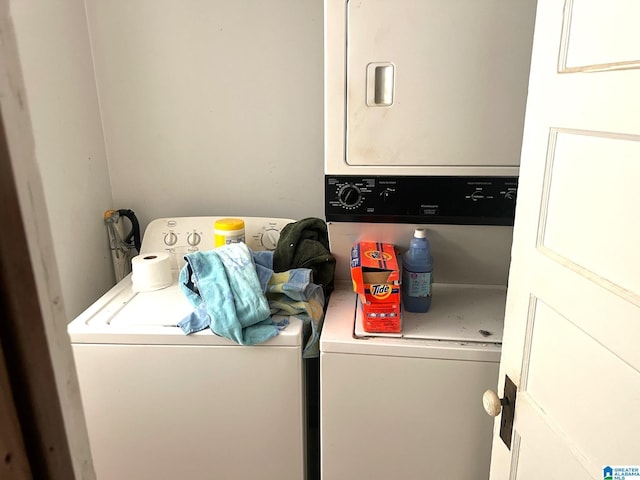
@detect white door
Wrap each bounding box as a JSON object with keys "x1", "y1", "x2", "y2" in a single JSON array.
[{"x1": 488, "y1": 1, "x2": 640, "y2": 479}]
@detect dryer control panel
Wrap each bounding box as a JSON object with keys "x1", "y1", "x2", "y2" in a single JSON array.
[{"x1": 325, "y1": 175, "x2": 518, "y2": 225}]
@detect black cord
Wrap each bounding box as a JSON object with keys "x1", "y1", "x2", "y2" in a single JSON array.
[{"x1": 117, "y1": 209, "x2": 142, "y2": 252}]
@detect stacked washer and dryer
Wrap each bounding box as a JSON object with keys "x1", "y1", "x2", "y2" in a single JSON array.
[
  {"x1": 320, "y1": 1, "x2": 537, "y2": 479},
  {"x1": 70, "y1": 1, "x2": 537, "y2": 478}
]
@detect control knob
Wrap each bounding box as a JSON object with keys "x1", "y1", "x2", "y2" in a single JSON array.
[
  {"x1": 187, "y1": 231, "x2": 201, "y2": 246},
  {"x1": 504, "y1": 190, "x2": 517, "y2": 201},
  {"x1": 338, "y1": 184, "x2": 363, "y2": 209},
  {"x1": 260, "y1": 229, "x2": 280, "y2": 251},
  {"x1": 164, "y1": 231, "x2": 178, "y2": 246},
  {"x1": 380, "y1": 187, "x2": 397, "y2": 205}
]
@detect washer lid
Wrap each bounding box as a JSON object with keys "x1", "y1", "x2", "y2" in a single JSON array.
[
  {"x1": 320, "y1": 285, "x2": 503, "y2": 362},
  {"x1": 68, "y1": 275, "x2": 303, "y2": 347},
  {"x1": 355, "y1": 283, "x2": 505, "y2": 344},
  {"x1": 109, "y1": 282, "x2": 193, "y2": 327}
]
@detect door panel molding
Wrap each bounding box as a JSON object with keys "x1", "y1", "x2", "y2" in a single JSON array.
[
  {"x1": 515, "y1": 394, "x2": 593, "y2": 478},
  {"x1": 558, "y1": 0, "x2": 640, "y2": 73},
  {"x1": 536, "y1": 128, "x2": 640, "y2": 306}
]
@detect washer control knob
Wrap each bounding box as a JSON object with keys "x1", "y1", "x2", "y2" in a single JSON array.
[
  {"x1": 338, "y1": 185, "x2": 362, "y2": 208},
  {"x1": 164, "y1": 231, "x2": 178, "y2": 246},
  {"x1": 187, "y1": 231, "x2": 201, "y2": 246},
  {"x1": 260, "y1": 229, "x2": 280, "y2": 250}
]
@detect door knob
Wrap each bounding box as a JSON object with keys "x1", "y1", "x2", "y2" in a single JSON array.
[
  {"x1": 483, "y1": 376, "x2": 518, "y2": 450},
  {"x1": 482, "y1": 390, "x2": 508, "y2": 417}
]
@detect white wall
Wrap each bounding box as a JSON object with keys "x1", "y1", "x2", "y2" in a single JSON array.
[
  {"x1": 10, "y1": 2, "x2": 115, "y2": 319},
  {"x1": 86, "y1": 0, "x2": 325, "y2": 233},
  {"x1": 9, "y1": 0, "x2": 325, "y2": 319},
  {"x1": 2, "y1": 2, "x2": 97, "y2": 477}
]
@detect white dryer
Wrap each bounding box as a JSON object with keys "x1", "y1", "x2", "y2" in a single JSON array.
[
  {"x1": 68, "y1": 217, "x2": 307, "y2": 480},
  {"x1": 320, "y1": 283, "x2": 504, "y2": 480}
]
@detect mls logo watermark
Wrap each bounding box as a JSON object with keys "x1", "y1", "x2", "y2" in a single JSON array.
[{"x1": 604, "y1": 465, "x2": 640, "y2": 480}]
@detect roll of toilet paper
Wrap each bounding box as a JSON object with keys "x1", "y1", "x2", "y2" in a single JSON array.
[{"x1": 131, "y1": 252, "x2": 172, "y2": 292}]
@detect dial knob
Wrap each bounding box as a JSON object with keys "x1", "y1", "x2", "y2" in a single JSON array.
[
  {"x1": 380, "y1": 188, "x2": 397, "y2": 204},
  {"x1": 164, "y1": 231, "x2": 178, "y2": 246},
  {"x1": 470, "y1": 190, "x2": 485, "y2": 202},
  {"x1": 187, "y1": 231, "x2": 201, "y2": 246},
  {"x1": 260, "y1": 229, "x2": 279, "y2": 250},
  {"x1": 338, "y1": 184, "x2": 362, "y2": 208}
]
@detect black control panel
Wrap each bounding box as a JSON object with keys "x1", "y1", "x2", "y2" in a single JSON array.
[{"x1": 325, "y1": 175, "x2": 518, "y2": 225}]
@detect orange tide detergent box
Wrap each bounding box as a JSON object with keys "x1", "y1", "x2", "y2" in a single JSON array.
[{"x1": 350, "y1": 242, "x2": 401, "y2": 333}]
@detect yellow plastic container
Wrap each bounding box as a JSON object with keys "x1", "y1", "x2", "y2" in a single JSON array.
[{"x1": 214, "y1": 218, "x2": 245, "y2": 247}]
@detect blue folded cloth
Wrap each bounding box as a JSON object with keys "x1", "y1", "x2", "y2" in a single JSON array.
[
  {"x1": 253, "y1": 251, "x2": 326, "y2": 357},
  {"x1": 252, "y1": 250, "x2": 276, "y2": 292},
  {"x1": 178, "y1": 243, "x2": 278, "y2": 345}
]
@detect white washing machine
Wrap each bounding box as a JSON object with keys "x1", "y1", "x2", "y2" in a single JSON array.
[
  {"x1": 320, "y1": 179, "x2": 515, "y2": 479},
  {"x1": 68, "y1": 217, "x2": 307, "y2": 480},
  {"x1": 320, "y1": 284, "x2": 504, "y2": 480}
]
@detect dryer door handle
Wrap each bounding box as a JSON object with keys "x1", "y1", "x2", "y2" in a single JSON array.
[{"x1": 366, "y1": 63, "x2": 394, "y2": 107}]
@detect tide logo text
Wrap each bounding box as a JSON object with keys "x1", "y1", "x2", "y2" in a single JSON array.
[{"x1": 370, "y1": 284, "x2": 392, "y2": 300}]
